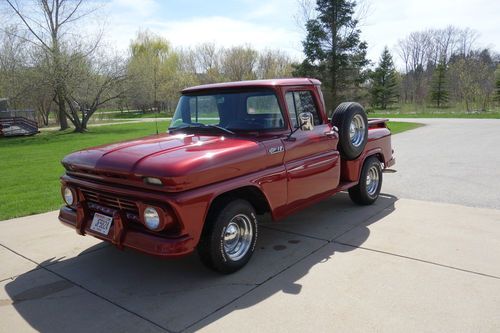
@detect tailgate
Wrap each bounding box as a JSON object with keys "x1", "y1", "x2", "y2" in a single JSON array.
[{"x1": 367, "y1": 118, "x2": 389, "y2": 129}]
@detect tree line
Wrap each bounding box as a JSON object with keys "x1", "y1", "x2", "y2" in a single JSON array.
[
  {"x1": 394, "y1": 26, "x2": 499, "y2": 111},
  {"x1": 364, "y1": 28, "x2": 499, "y2": 112},
  {"x1": 0, "y1": 0, "x2": 293, "y2": 132},
  {"x1": 294, "y1": 1, "x2": 500, "y2": 112},
  {"x1": 0, "y1": 0, "x2": 499, "y2": 133},
  {"x1": 126, "y1": 32, "x2": 294, "y2": 116}
]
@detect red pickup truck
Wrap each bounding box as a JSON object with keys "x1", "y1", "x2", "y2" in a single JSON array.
[{"x1": 59, "y1": 78, "x2": 394, "y2": 273}]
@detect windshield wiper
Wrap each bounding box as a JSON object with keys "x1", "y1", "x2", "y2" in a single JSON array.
[
  {"x1": 169, "y1": 123, "x2": 235, "y2": 135},
  {"x1": 168, "y1": 124, "x2": 202, "y2": 133},
  {"x1": 205, "y1": 124, "x2": 235, "y2": 135}
]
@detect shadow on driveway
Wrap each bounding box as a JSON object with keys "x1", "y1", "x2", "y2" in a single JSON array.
[{"x1": 4, "y1": 193, "x2": 397, "y2": 333}]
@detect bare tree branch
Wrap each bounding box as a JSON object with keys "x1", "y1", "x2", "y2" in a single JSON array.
[{"x1": 4, "y1": 0, "x2": 51, "y2": 50}]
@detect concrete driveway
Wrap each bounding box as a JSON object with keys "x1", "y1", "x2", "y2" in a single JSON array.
[
  {"x1": 1, "y1": 118, "x2": 500, "y2": 332},
  {"x1": 384, "y1": 118, "x2": 500, "y2": 210}
]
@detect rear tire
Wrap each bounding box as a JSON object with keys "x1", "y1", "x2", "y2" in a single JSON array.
[
  {"x1": 331, "y1": 102, "x2": 368, "y2": 160},
  {"x1": 349, "y1": 156, "x2": 383, "y2": 205},
  {"x1": 198, "y1": 199, "x2": 258, "y2": 274}
]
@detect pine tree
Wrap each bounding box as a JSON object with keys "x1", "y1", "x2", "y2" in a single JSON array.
[
  {"x1": 430, "y1": 61, "x2": 449, "y2": 108},
  {"x1": 294, "y1": 0, "x2": 369, "y2": 108},
  {"x1": 370, "y1": 47, "x2": 398, "y2": 109}
]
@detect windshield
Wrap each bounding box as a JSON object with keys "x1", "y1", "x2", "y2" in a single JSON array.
[{"x1": 169, "y1": 90, "x2": 285, "y2": 132}]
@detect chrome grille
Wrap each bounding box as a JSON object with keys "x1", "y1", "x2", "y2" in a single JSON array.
[
  {"x1": 81, "y1": 189, "x2": 138, "y2": 214},
  {"x1": 70, "y1": 167, "x2": 127, "y2": 179}
]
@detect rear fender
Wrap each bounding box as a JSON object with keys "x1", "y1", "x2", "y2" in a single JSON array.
[
  {"x1": 341, "y1": 148, "x2": 384, "y2": 182},
  {"x1": 340, "y1": 127, "x2": 392, "y2": 182}
]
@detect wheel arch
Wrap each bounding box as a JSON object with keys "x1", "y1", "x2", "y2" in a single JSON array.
[
  {"x1": 205, "y1": 185, "x2": 272, "y2": 222},
  {"x1": 348, "y1": 152, "x2": 383, "y2": 205},
  {"x1": 359, "y1": 150, "x2": 385, "y2": 175},
  {"x1": 371, "y1": 152, "x2": 385, "y2": 165},
  {"x1": 341, "y1": 148, "x2": 385, "y2": 182}
]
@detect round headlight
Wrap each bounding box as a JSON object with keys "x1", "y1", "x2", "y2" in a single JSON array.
[
  {"x1": 144, "y1": 207, "x2": 160, "y2": 230},
  {"x1": 63, "y1": 187, "x2": 74, "y2": 206}
]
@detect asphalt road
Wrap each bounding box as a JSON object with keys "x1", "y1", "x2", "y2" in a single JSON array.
[
  {"x1": 384, "y1": 118, "x2": 500, "y2": 209},
  {"x1": 1, "y1": 118, "x2": 500, "y2": 333}
]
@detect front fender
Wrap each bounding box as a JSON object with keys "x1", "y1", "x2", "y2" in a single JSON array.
[{"x1": 172, "y1": 164, "x2": 287, "y2": 245}]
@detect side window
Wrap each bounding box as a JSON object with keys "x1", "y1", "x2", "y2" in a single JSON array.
[{"x1": 285, "y1": 90, "x2": 322, "y2": 126}]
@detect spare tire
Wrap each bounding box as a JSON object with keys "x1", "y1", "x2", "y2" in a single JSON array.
[{"x1": 331, "y1": 102, "x2": 368, "y2": 160}]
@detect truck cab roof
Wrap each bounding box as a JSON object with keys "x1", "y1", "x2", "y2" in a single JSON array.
[{"x1": 182, "y1": 78, "x2": 322, "y2": 94}]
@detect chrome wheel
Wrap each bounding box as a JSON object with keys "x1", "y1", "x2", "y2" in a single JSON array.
[
  {"x1": 349, "y1": 114, "x2": 366, "y2": 148},
  {"x1": 366, "y1": 165, "x2": 380, "y2": 196},
  {"x1": 349, "y1": 156, "x2": 382, "y2": 205},
  {"x1": 223, "y1": 214, "x2": 253, "y2": 261}
]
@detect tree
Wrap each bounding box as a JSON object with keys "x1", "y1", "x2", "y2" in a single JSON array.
[
  {"x1": 429, "y1": 26, "x2": 460, "y2": 66},
  {"x1": 195, "y1": 43, "x2": 223, "y2": 83},
  {"x1": 65, "y1": 53, "x2": 127, "y2": 132},
  {"x1": 0, "y1": 25, "x2": 31, "y2": 108},
  {"x1": 448, "y1": 51, "x2": 495, "y2": 112},
  {"x1": 295, "y1": 0, "x2": 369, "y2": 108},
  {"x1": 3, "y1": 0, "x2": 102, "y2": 130},
  {"x1": 430, "y1": 61, "x2": 449, "y2": 108},
  {"x1": 397, "y1": 31, "x2": 433, "y2": 104},
  {"x1": 256, "y1": 50, "x2": 293, "y2": 79},
  {"x1": 127, "y1": 31, "x2": 179, "y2": 112},
  {"x1": 221, "y1": 46, "x2": 258, "y2": 81},
  {"x1": 457, "y1": 28, "x2": 479, "y2": 57},
  {"x1": 370, "y1": 47, "x2": 398, "y2": 109},
  {"x1": 495, "y1": 65, "x2": 500, "y2": 105},
  {"x1": 23, "y1": 52, "x2": 56, "y2": 126},
  {"x1": 397, "y1": 27, "x2": 479, "y2": 104}
]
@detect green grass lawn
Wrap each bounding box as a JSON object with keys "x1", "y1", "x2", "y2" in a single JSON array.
[
  {"x1": 101, "y1": 111, "x2": 171, "y2": 119},
  {"x1": 387, "y1": 121, "x2": 424, "y2": 134},
  {"x1": 0, "y1": 121, "x2": 169, "y2": 221},
  {"x1": 0, "y1": 120, "x2": 418, "y2": 221}
]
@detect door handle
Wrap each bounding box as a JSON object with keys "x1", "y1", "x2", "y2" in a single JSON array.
[{"x1": 324, "y1": 126, "x2": 338, "y2": 137}]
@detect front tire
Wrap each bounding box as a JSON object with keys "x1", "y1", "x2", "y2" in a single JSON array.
[
  {"x1": 349, "y1": 156, "x2": 383, "y2": 205},
  {"x1": 198, "y1": 199, "x2": 258, "y2": 274}
]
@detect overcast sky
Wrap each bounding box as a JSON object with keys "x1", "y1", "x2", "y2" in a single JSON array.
[{"x1": 101, "y1": 0, "x2": 499, "y2": 67}]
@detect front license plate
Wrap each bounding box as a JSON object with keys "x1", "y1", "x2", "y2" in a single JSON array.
[{"x1": 90, "y1": 213, "x2": 113, "y2": 235}]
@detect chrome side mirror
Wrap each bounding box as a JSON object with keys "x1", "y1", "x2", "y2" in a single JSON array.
[{"x1": 298, "y1": 112, "x2": 314, "y2": 131}]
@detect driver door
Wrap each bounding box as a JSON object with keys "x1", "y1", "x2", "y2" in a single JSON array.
[{"x1": 282, "y1": 88, "x2": 340, "y2": 206}]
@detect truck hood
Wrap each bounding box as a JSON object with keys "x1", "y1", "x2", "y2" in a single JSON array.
[{"x1": 62, "y1": 133, "x2": 280, "y2": 192}]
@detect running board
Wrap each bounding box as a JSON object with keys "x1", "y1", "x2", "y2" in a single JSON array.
[{"x1": 383, "y1": 169, "x2": 397, "y2": 173}]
